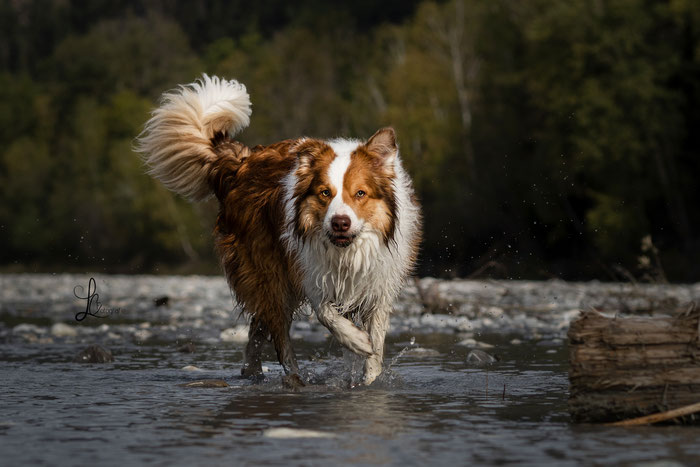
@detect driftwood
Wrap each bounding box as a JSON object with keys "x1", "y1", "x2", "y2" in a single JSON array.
[
  {"x1": 607, "y1": 401, "x2": 700, "y2": 426},
  {"x1": 568, "y1": 306, "x2": 700, "y2": 424}
]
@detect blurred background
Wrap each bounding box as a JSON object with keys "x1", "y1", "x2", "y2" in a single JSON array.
[{"x1": 0, "y1": 0, "x2": 698, "y2": 281}]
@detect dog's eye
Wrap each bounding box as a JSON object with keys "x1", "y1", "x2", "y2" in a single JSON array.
[
  {"x1": 320, "y1": 189, "x2": 331, "y2": 197},
  {"x1": 355, "y1": 190, "x2": 366, "y2": 198}
]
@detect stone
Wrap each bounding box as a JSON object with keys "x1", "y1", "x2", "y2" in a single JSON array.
[
  {"x1": 179, "y1": 379, "x2": 229, "y2": 388},
  {"x1": 178, "y1": 342, "x2": 196, "y2": 353},
  {"x1": 13, "y1": 323, "x2": 44, "y2": 334},
  {"x1": 51, "y1": 323, "x2": 78, "y2": 337},
  {"x1": 220, "y1": 325, "x2": 248, "y2": 343},
  {"x1": 74, "y1": 344, "x2": 113, "y2": 363},
  {"x1": 263, "y1": 428, "x2": 337, "y2": 439},
  {"x1": 133, "y1": 329, "x2": 152, "y2": 342}
]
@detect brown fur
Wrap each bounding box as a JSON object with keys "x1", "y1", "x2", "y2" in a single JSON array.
[
  {"x1": 137, "y1": 77, "x2": 419, "y2": 387},
  {"x1": 208, "y1": 137, "x2": 305, "y2": 378},
  {"x1": 204, "y1": 133, "x2": 406, "y2": 380},
  {"x1": 343, "y1": 145, "x2": 397, "y2": 244},
  {"x1": 290, "y1": 140, "x2": 337, "y2": 240}
]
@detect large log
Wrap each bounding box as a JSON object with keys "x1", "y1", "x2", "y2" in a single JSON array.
[{"x1": 568, "y1": 306, "x2": 700, "y2": 423}]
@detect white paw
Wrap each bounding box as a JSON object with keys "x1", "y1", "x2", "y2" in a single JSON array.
[{"x1": 362, "y1": 355, "x2": 383, "y2": 385}]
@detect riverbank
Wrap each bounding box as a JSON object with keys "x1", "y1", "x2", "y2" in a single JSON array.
[{"x1": 1, "y1": 274, "x2": 698, "y2": 346}]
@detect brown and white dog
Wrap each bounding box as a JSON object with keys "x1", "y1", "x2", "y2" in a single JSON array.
[{"x1": 137, "y1": 75, "x2": 421, "y2": 386}]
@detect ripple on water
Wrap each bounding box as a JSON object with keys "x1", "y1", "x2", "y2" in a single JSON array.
[{"x1": 2, "y1": 329, "x2": 700, "y2": 465}]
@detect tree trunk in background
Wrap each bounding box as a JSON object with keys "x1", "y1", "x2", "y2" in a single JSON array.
[
  {"x1": 652, "y1": 145, "x2": 692, "y2": 251},
  {"x1": 426, "y1": 0, "x2": 478, "y2": 183}
]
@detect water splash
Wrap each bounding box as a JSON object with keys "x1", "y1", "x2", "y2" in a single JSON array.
[{"x1": 386, "y1": 336, "x2": 416, "y2": 371}]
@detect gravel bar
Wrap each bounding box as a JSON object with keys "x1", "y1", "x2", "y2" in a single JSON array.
[{"x1": 1, "y1": 274, "x2": 698, "y2": 345}]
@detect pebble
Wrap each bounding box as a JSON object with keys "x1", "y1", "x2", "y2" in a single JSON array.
[
  {"x1": 74, "y1": 344, "x2": 113, "y2": 363},
  {"x1": 220, "y1": 325, "x2": 248, "y2": 343},
  {"x1": 154, "y1": 296, "x2": 170, "y2": 307},
  {"x1": 486, "y1": 306, "x2": 504, "y2": 318},
  {"x1": 457, "y1": 338, "x2": 495, "y2": 349},
  {"x1": 13, "y1": 323, "x2": 44, "y2": 334},
  {"x1": 178, "y1": 342, "x2": 196, "y2": 353},
  {"x1": 51, "y1": 323, "x2": 78, "y2": 337},
  {"x1": 22, "y1": 334, "x2": 38, "y2": 343},
  {"x1": 192, "y1": 319, "x2": 205, "y2": 328},
  {"x1": 5, "y1": 275, "x2": 700, "y2": 347},
  {"x1": 180, "y1": 379, "x2": 229, "y2": 388},
  {"x1": 263, "y1": 428, "x2": 337, "y2": 439},
  {"x1": 133, "y1": 329, "x2": 152, "y2": 342}
]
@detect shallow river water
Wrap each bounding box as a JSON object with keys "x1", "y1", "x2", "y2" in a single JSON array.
[{"x1": 2, "y1": 275, "x2": 700, "y2": 466}]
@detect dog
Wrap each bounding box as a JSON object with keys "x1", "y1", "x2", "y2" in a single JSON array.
[{"x1": 137, "y1": 75, "x2": 421, "y2": 386}]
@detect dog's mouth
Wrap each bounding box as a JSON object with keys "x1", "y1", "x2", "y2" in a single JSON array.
[{"x1": 328, "y1": 234, "x2": 355, "y2": 248}]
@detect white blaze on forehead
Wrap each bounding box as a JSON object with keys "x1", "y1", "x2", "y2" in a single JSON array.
[
  {"x1": 326, "y1": 148, "x2": 352, "y2": 194},
  {"x1": 325, "y1": 139, "x2": 364, "y2": 233}
]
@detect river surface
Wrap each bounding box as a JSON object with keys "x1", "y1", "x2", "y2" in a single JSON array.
[{"x1": 1, "y1": 274, "x2": 699, "y2": 466}]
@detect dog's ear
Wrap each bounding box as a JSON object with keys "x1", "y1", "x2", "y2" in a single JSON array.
[
  {"x1": 291, "y1": 138, "x2": 324, "y2": 173},
  {"x1": 366, "y1": 127, "x2": 397, "y2": 166}
]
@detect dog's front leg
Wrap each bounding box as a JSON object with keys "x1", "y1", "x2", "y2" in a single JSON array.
[
  {"x1": 362, "y1": 304, "x2": 391, "y2": 385},
  {"x1": 316, "y1": 303, "x2": 373, "y2": 357}
]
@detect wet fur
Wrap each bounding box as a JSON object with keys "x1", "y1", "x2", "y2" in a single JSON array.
[{"x1": 137, "y1": 75, "x2": 421, "y2": 385}]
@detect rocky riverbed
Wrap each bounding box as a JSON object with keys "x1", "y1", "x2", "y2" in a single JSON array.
[
  {"x1": 4, "y1": 274, "x2": 700, "y2": 466},
  {"x1": 1, "y1": 274, "x2": 698, "y2": 347}
]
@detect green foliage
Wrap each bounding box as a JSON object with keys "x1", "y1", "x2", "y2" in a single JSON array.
[
  {"x1": 520, "y1": 0, "x2": 695, "y2": 277},
  {"x1": 48, "y1": 13, "x2": 202, "y2": 99},
  {"x1": 1, "y1": 0, "x2": 699, "y2": 280},
  {"x1": 0, "y1": 13, "x2": 211, "y2": 271}
]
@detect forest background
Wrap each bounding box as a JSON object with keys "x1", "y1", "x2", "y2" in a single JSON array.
[{"x1": 1, "y1": 0, "x2": 699, "y2": 282}]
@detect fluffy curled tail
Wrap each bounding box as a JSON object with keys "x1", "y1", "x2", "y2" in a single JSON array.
[{"x1": 136, "y1": 74, "x2": 252, "y2": 201}]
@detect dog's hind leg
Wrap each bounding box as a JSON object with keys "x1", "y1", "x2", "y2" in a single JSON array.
[
  {"x1": 361, "y1": 304, "x2": 391, "y2": 385},
  {"x1": 241, "y1": 317, "x2": 267, "y2": 379},
  {"x1": 242, "y1": 304, "x2": 304, "y2": 388},
  {"x1": 266, "y1": 308, "x2": 305, "y2": 389},
  {"x1": 246, "y1": 288, "x2": 304, "y2": 387},
  {"x1": 271, "y1": 318, "x2": 298, "y2": 374},
  {"x1": 316, "y1": 303, "x2": 373, "y2": 357}
]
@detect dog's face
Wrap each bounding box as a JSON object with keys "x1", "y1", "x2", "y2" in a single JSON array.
[{"x1": 291, "y1": 128, "x2": 398, "y2": 248}]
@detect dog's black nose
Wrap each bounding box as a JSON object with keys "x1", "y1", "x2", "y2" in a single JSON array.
[{"x1": 331, "y1": 215, "x2": 351, "y2": 233}]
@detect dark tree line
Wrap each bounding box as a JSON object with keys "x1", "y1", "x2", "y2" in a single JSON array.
[{"x1": 1, "y1": 0, "x2": 699, "y2": 281}]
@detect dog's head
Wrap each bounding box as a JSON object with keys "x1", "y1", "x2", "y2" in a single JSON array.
[{"x1": 289, "y1": 128, "x2": 398, "y2": 248}]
